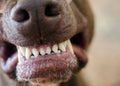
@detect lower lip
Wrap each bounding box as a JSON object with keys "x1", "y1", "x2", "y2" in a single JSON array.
[{"x1": 16, "y1": 48, "x2": 78, "y2": 81}]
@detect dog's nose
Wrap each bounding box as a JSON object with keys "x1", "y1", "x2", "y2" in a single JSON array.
[
  {"x1": 11, "y1": 0, "x2": 61, "y2": 23},
  {"x1": 12, "y1": 9, "x2": 30, "y2": 22},
  {"x1": 6, "y1": 0, "x2": 75, "y2": 46}
]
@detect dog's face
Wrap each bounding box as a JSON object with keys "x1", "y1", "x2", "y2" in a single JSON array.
[{"x1": 0, "y1": 0, "x2": 93, "y2": 85}]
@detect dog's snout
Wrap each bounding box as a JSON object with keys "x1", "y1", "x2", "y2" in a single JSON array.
[{"x1": 4, "y1": 0, "x2": 75, "y2": 46}]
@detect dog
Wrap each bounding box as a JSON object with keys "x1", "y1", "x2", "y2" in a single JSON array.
[{"x1": 0, "y1": 0, "x2": 94, "y2": 86}]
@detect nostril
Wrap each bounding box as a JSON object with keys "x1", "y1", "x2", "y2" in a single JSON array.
[
  {"x1": 12, "y1": 9, "x2": 30, "y2": 23},
  {"x1": 45, "y1": 3, "x2": 61, "y2": 17}
]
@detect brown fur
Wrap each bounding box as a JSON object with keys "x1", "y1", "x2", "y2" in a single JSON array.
[{"x1": 0, "y1": 0, "x2": 94, "y2": 86}]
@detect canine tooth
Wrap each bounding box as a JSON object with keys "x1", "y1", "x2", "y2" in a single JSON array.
[
  {"x1": 19, "y1": 47, "x2": 26, "y2": 56},
  {"x1": 26, "y1": 48, "x2": 32, "y2": 59},
  {"x1": 40, "y1": 48, "x2": 45, "y2": 56},
  {"x1": 18, "y1": 49, "x2": 22, "y2": 64},
  {"x1": 32, "y1": 48, "x2": 39, "y2": 57},
  {"x1": 52, "y1": 44, "x2": 58, "y2": 53},
  {"x1": 67, "y1": 40, "x2": 74, "y2": 54},
  {"x1": 46, "y1": 47, "x2": 51, "y2": 54},
  {"x1": 59, "y1": 42, "x2": 66, "y2": 52},
  {"x1": 64, "y1": 41, "x2": 67, "y2": 47}
]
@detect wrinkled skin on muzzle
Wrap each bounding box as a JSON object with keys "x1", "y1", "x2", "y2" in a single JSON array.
[{"x1": 0, "y1": 0, "x2": 94, "y2": 86}]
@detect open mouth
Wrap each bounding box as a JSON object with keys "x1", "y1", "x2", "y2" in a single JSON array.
[
  {"x1": 17, "y1": 40, "x2": 74, "y2": 64},
  {"x1": 0, "y1": 32, "x2": 88, "y2": 82}
]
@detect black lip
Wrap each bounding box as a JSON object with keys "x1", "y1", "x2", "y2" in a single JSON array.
[
  {"x1": 70, "y1": 31, "x2": 88, "y2": 70},
  {"x1": 0, "y1": 42, "x2": 17, "y2": 79},
  {"x1": 72, "y1": 44, "x2": 88, "y2": 69},
  {"x1": 1, "y1": 53, "x2": 18, "y2": 73}
]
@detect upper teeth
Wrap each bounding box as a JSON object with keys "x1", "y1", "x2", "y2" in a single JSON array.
[
  {"x1": 32, "y1": 48, "x2": 39, "y2": 57},
  {"x1": 26, "y1": 48, "x2": 31, "y2": 59},
  {"x1": 52, "y1": 44, "x2": 59, "y2": 53},
  {"x1": 46, "y1": 47, "x2": 51, "y2": 54},
  {"x1": 19, "y1": 47, "x2": 26, "y2": 56},
  {"x1": 40, "y1": 48, "x2": 45, "y2": 56},
  {"x1": 67, "y1": 40, "x2": 74, "y2": 54},
  {"x1": 17, "y1": 40, "x2": 73, "y2": 63},
  {"x1": 59, "y1": 42, "x2": 66, "y2": 52}
]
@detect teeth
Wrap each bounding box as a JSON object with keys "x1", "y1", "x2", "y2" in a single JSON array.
[
  {"x1": 57, "y1": 50, "x2": 61, "y2": 54},
  {"x1": 52, "y1": 44, "x2": 59, "y2": 53},
  {"x1": 26, "y1": 48, "x2": 32, "y2": 59},
  {"x1": 40, "y1": 48, "x2": 45, "y2": 56},
  {"x1": 32, "y1": 48, "x2": 39, "y2": 57},
  {"x1": 59, "y1": 42, "x2": 66, "y2": 52},
  {"x1": 46, "y1": 47, "x2": 51, "y2": 54},
  {"x1": 67, "y1": 40, "x2": 74, "y2": 54},
  {"x1": 18, "y1": 49, "x2": 22, "y2": 64},
  {"x1": 17, "y1": 40, "x2": 73, "y2": 62},
  {"x1": 19, "y1": 47, "x2": 26, "y2": 56}
]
